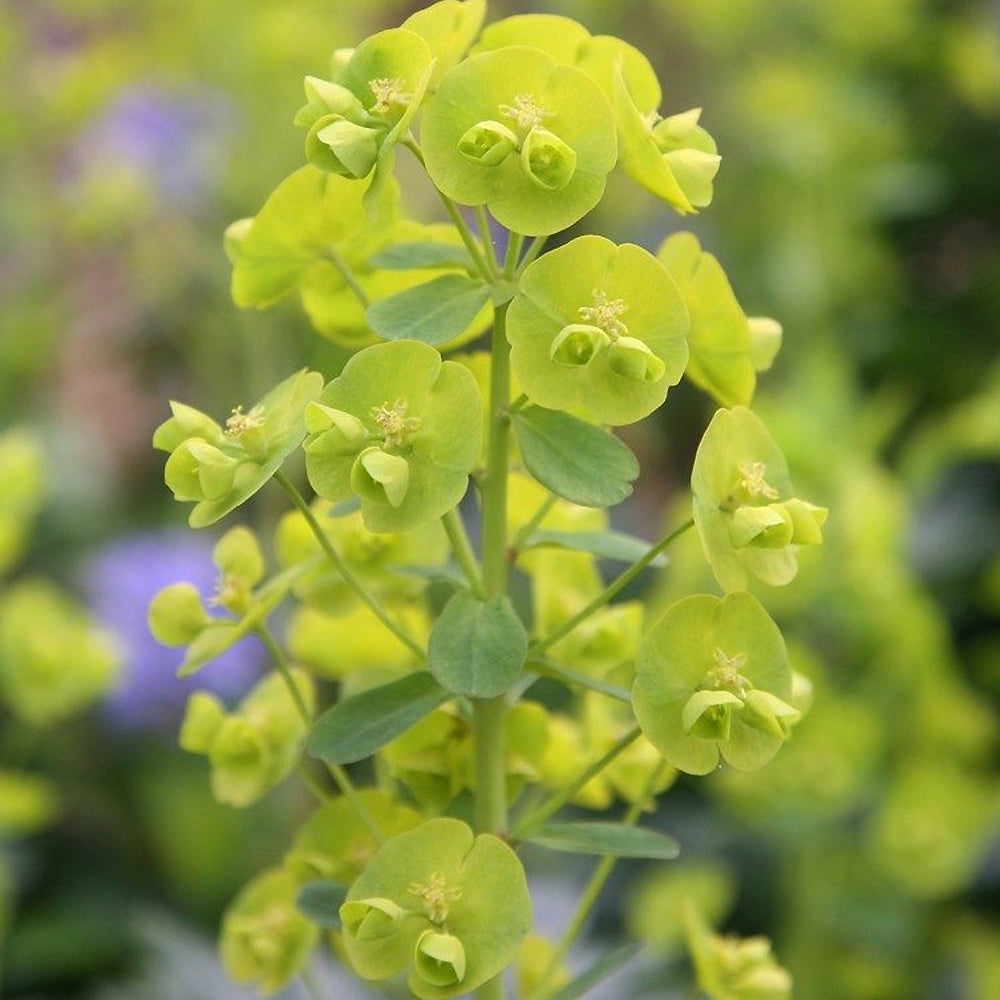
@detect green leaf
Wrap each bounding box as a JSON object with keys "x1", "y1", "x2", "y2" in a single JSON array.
[
  {"x1": 296, "y1": 881, "x2": 348, "y2": 929},
  {"x1": 513, "y1": 407, "x2": 639, "y2": 508},
  {"x1": 524, "y1": 528, "x2": 667, "y2": 566},
  {"x1": 545, "y1": 942, "x2": 644, "y2": 1000},
  {"x1": 366, "y1": 274, "x2": 492, "y2": 346},
  {"x1": 307, "y1": 672, "x2": 450, "y2": 765},
  {"x1": 523, "y1": 822, "x2": 680, "y2": 860},
  {"x1": 428, "y1": 591, "x2": 528, "y2": 698},
  {"x1": 369, "y1": 241, "x2": 475, "y2": 271}
]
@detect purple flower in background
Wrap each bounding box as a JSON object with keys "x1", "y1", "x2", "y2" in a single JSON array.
[
  {"x1": 69, "y1": 85, "x2": 232, "y2": 211},
  {"x1": 84, "y1": 531, "x2": 263, "y2": 731}
]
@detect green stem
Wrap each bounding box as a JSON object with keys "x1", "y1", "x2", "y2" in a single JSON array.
[
  {"x1": 275, "y1": 470, "x2": 425, "y2": 661},
  {"x1": 511, "y1": 725, "x2": 641, "y2": 837},
  {"x1": 323, "y1": 247, "x2": 370, "y2": 308},
  {"x1": 258, "y1": 624, "x2": 384, "y2": 844},
  {"x1": 297, "y1": 762, "x2": 334, "y2": 805},
  {"x1": 510, "y1": 492, "x2": 558, "y2": 552},
  {"x1": 518, "y1": 235, "x2": 548, "y2": 274},
  {"x1": 403, "y1": 138, "x2": 496, "y2": 282},
  {"x1": 527, "y1": 659, "x2": 632, "y2": 704},
  {"x1": 504, "y1": 232, "x2": 525, "y2": 278},
  {"x1": 442, "y1": 507, "x2": 486, "y2": 599},
  {"x1": 527, "y1": 763, "x2": 668, "y2": 1000},
  {"x1": 529, "y1": 518, "x2": 694, "y2": 659},
  {"x1": 477, "y1": 204, "x2": 499, "y2": 272},
  {"x1": 507, "y1": 393, "x2": 529, "y2": 417}
]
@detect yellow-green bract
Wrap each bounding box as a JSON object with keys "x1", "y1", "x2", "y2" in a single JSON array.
[
  {"x1": 632, "y1": 593, "x2": 799, "y2": 775},
  {"x1": 154, "y1": 369, "x2": 323, "y2": 529},
  {"x1": 304, "y1": 341, "x2": 481, "y2": 532},
  {"x1": 420, "y1": 46, "x2": 617, "y2": 235},
  {"x1": 691, "y1": 407, "x2": 827, "y2": 592},
  {"x1": 507, "y1": 235, "x2": 689, "y2": 425},
  {"x1": 339, "y1": 817, "x2": 531, "y2": 999}
]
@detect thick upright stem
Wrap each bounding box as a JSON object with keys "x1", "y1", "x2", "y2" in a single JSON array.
[{"x1": 473, "y1": 296, "x2": 515, "y2": 1000}]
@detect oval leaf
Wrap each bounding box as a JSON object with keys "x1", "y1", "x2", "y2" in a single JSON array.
[
  {"x1": 513, "y1": 407, "x2": 639, "y2": 507},
  {"x1": 369, "y1": 241, "x2": 476, "y2": 271},
  {"x1": 307, "y1": 672, "x2": 449, "y2": 765},
  {"x1": 524, "y1": 528, "x2": 667, "y2": 566},
  {"x1": 428, "y1": 591, "x2": 528, "y2": 698},
  {"x1": 524, "y1": 821, "x2": 680, "y2": 860},
  {"x1": 296, "y1": 881, "x2": 348, "y2": 929},
  {"x1": 366, "y1": 274, "x2": 492, "y2": 346}
]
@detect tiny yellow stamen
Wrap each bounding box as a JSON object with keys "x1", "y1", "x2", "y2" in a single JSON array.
[
  {"x1": 499, "y1": 93, "x2": 551, "y2": 130},
  {"x1": 708, "y1": 647, "x2": 751, "y2": 694},
  {"x1": 579, "y1": 290, "x2": 629, "y2": 339},
  {"x1": 737, "y1": 461, "x2": 779, "y2": 500},
  {"x1": 225, "y1": 404, "x2": 265, "y2": 438},
  {"x1": 372, "y1": 398, "x2": 421, "y2": 449},
  {"x1": 369, "y1": 77, "x2": 410, "y2": 115},
  {"x1": 640, "y1": 109, "x2": 663, "y2": 131},
  {"x1": 407, "y1": 873, "x2": 462, "y2": 924}
]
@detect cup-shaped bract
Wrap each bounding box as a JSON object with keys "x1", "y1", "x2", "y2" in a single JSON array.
[
  {"x1": 298, "y1": 28, "x2": 434, "y2": 179},
  {"x1": 154, "y1": 370, "x2": 323, "y2": 529},
  {"x1": 691, "y1": 407, "x2": 827, "y2": 592},
  {"x1": 339, "y1": 817, "x2": 531, "y2": 999},
  {"x1": 421, "y1": 47, "x2": 617, "y2": 236},
  {"x1": 304, "y1": 341, "x2": 481, "y2": 532},
  {"x1": 402, "y1": 0, "x2": 486, "y2": 89},
  {"x1": 0, "y1": 580, "x2": 119, "y2": 727},
  {"x1": 684, "y1": 906, "x2": 792, "y2": 1000},
  {"x1": 659, "y1": 232, "x2": 783, "y2": 407},
  {"x1": 632, "y1": 593, "x2": 798, "y2": 775},
  {"x1": 220, "y1": 868, "x2": 319, "y2": 995},
  {"x1": 507, "y1": 236, "x2": 689, "y2": 425},
  {"x1": 285, "y1": 790, "x2": 422, "y2": 885},
  {"x1": 181, "y1": 669, "x2": 313, "y2": 807}
]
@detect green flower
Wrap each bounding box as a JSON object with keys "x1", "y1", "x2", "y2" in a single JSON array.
[
  {"x1": 0, "y1": 581, "x2": 118, "y2": 727},
  {"x1": 691, "y1": 407, "x2": 827, "y2": 592},
  {"x1": 658, "y1": 233, "x2": 782, "y2": 407},
  {"x1": 220, "y1": 868, "x2": 319, "y2": 995},
  {"x1": 154, "y1": 369, "x2": 323, "y2": 528},
  {"x1": 149, "y1": 526, "x2": 297, "y2": 677},
  {"x1": 0, "y1": 429, "x2": 48, "y2": 576},
  {"x1": 339, "y1": 817, "x2": 531, "y2": 999},
  {"x1": 295, "y1": 29, "x2": 433, "y2": 181},
  {"x1": 420, "y1": 47, "x2": 617, "y2": 236},
  {"x1": 685, "y1": 906, "x2": 793, "y2": 1000},
  {"x1": 285, "y1": 790, "x2": 422, "y2": 885},
  {"x1": 506, "y1": 236, "x2": 689, "y2": 425},
  {"x1": 180, "y1": 670, "x2": 313, "y2": 808},
  {"x1": 304, "y1": 341, "x2": 481, "y2": 532},
  {"x1": 632, "y1": 593, "x2": 799, "y2": 775},
  {"x1": 474, "y1": 16, "x2": 719, "y2": 213},
  {"x1": 402, "y1": 0, "x2": 487, "y2": 89}
]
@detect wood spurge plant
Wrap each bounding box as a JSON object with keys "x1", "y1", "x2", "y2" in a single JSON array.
[{"x1": 151, "y1": 3, "x2": 827, "y2": 998}]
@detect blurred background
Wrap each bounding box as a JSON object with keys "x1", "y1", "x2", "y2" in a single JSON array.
[{"x1": 1, "y1": 0, "x2": 998, "y2": 998}]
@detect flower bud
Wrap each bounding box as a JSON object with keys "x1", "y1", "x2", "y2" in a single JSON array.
[
  {"x1": 351, "y1": 447, "x2": 410, "y2": 509},
  {"x1": 164, "y1": 440, "x2": 240, "y2": 503},
  {"x1": 179, "y1": 691, "x2": 226, "y2": 754},
  {"x1": 664, "y1": 146, "x2": 722, "y2": 209},
  {"x1": 520, "y1": 127, "x2": 577, "y2": 191},
  {"x1": 306, "y1": 114, "x2": 381, "y2": 178},
  {"x1": 606, "y1": 336, "x2": 666, "y2": 382},
  {"x1": 458, "y1": 119, "x2": 519, "y2": 166},
  {"x1": 729, "y1": 504, "x2": 794, "y2": 550},
  {"x1": 414, "y1": 930, "x2": 467, "y2": 987},
  {"x1": 682, "y1": 689, "x2": 743, "y2": 740},
  {"x1": 549, "y1": 324, "x2": 610, "y2": 367},
  {"x1": 340, "y1": 897, "x2": 406, "y2": 940},
  {"x1": 147, "y1": 582, "x2": 210, "y2": 646}
]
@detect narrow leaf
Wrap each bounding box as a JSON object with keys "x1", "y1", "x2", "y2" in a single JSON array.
[
  {"x1": 366, "y1": 274, "x2": 491, "y2": 346},
  {"x1": 524, "y1": 822, "x2": 680, "y2": 860},
  {"x1": 369, "y1": 241, "x2": 475, "y2": 271},
  {"x1": 524, "y1": 529, "x2": 667, "y2": 566},
  {"x1": 428, "y1": 591, "x2": 528, "y2": 698},
  {"x1": 307, "y1": 672, "x2": 449, "y2": 765},
  {"x1": 545, "y1": 942, "x2": 644, "y2": 1000},
  {"x1": 296, "y1": 881, "x2": 347, "y2": 929},
  {"x1": 513, "y1": 407, "x2": 639, "y2": 508}
]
